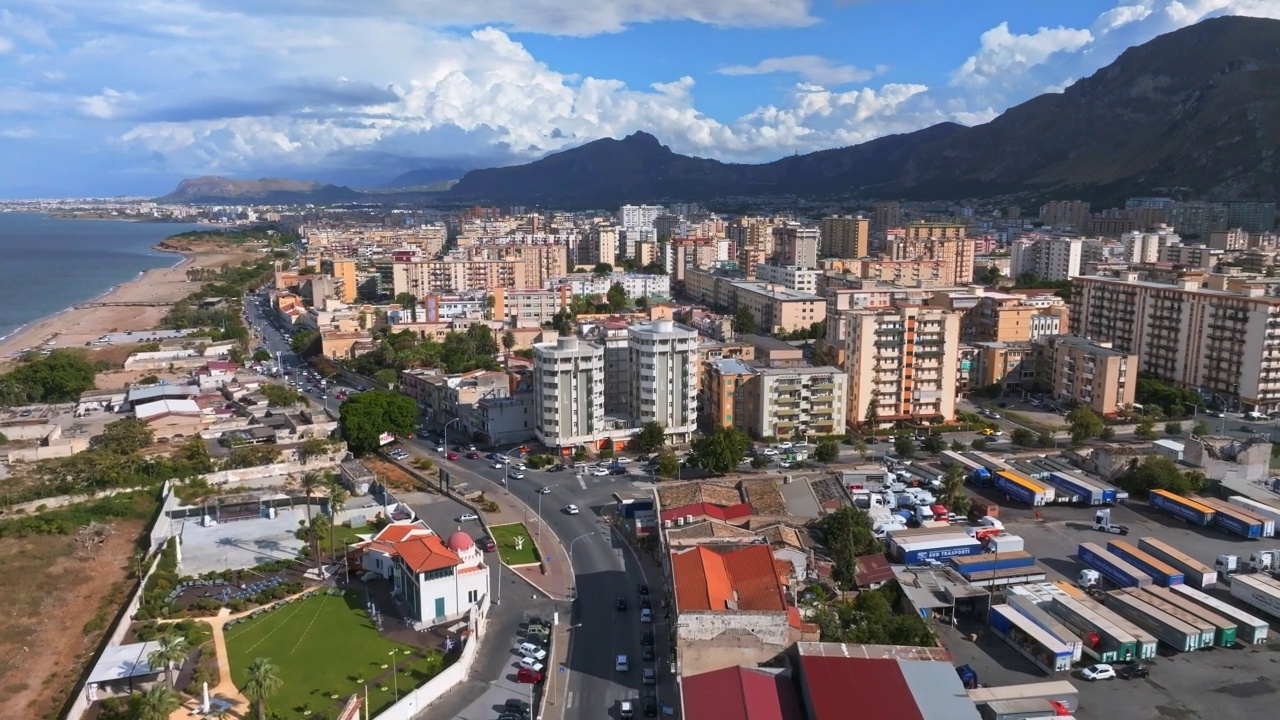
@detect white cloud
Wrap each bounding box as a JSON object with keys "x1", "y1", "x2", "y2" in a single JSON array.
[
  {"x1": 79, "y1": 88, "x2": 135, "y2": 119},
  {"x1": 951, "y1": 22, "x2": 1094, "y2": 87},
  {"x1": 0, "y1": 35, "x2": 14, "y2": 54},
  {"x1": 718, "y1": 55, "x2": 885, "y2": 86},
  {"x1": 1095, "y1": 4, "x2": 1154, "y2": 30}
]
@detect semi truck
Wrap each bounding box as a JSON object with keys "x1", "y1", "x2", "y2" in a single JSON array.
[
  {"x1": 1105, "y1": 540, "x2": 1185, "y2": 586},
  {"x1": 1044, "y1": 471, "x2": 1116, "y2": 505},
  {"x1": 1148, "y1": 490, "x2": 1215, "y2": 527},
  {"x1": 1077, "y1": 542, "x2": 1154, "y2": 589},
  {"x1": 1104, "y1": 590, "x2": 1208, "y2": 652},
  {"x1": 1092, "y1": 508, "x2": 1130, "y2": 536},
  {"x1": 1046, "y1": 583, "x2": 1159, "y2": 660},
  {"x1": 941, "y1": 451, "x2": 992, "y2": 487},
  {"x1": 1229, "y1": 574, "x2": 1280, "y2": 622},
  {"x1": 891, "y1": 535, "x2": 984, "y2": 564},
  {"x1": 995, "y1": 471, "x2": 1054, "y2": 507},
  {"x1": 1195, "y1": 496, "x2": 1269, "y2": 539},
  {"x1": 1136, "y1": 537, "x2": 1218, "y2": 589},
  {"x1": 1170, "y1": 583, "x2": 1269, "y2": 645},
  {"x1": 967, "y1": 681, "x2": 1079, "y2": 714},
  {"x1": 1141, "y1": 586, "x2": 1238, "y2": 647}
]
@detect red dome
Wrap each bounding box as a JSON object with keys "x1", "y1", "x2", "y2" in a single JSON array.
[{"x1": 446, "y1": 531, "x2": 474, "y2": 552}]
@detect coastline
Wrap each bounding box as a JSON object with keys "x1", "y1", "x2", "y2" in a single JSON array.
[{"x1": 0, "y1": 248, "x2": 250, "y2": 361}]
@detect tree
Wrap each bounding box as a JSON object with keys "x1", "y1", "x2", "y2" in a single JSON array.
[
  {"x1": 971, "y1": 438, "x2": 989, "y2": 450},
  {"x1": 1067, "y1": 406, "x2": 1105, "y2": 445},
  {"x1": 137, "y1": 684, "x2": 181, "y2": 720},
  {"x1": 636, "y1": 421, "x2": 666, "y2": 453},
  {"x1": 751, "y1": 455, "x2": 771, "y2": 469},
  {"x1": 731, "y1": 306, "x2": 757, "y2": 335},
  {"x1": 327, "y1": 477, "x2": 349, "y2": 563},
  {"x1": 137, "y1": 374, "x2": 160, "y2": 385},
  {"x1": 300, "y1": 470, "x2": 325, "y2": 525},
  {"x1": 814, "y1": 440, "x2": 840, "y2": 463},
  {"x1": 657, "y1": 451, "x2": 681, "y2": 479},
  {"x1": 863, "y1": 398, "x2": 880, "y2": 433},
  {"x1": 853, "y1": 435, "x2": 870, "y2": 459},
  {"x1": 252, "y1": 349, "x2": 272, "y2": 362},
  {"x1": 301, "y1": 513, "x2": 331, "y2": 574},
  {"x1": 1192, "y1": 419, "x2": 1209, "y2": 436},
  {"x1": 242, "y1": 657, "x2": 283, "y2": 720},
  {"x1": 1114, "y1": 455, "x2": 1208, "y2": 497},
  {"x1": 502, "y1": 330, "x2": 516, "y2": 356},
  {"x1": 338, "y1": 390, "x2": 417, "y2": 455},
  {"x1": 550, "y1": 309, "x2": 574, "y2": 336},
  {"x1": 1037, "y1": 430, "x2": 1056, "y2": 447},
  {"x1": 0, "y1": 350, "x2": 97, "y2": 405},
  {"x1": 921, "y1": 435, "x2": 946, "y2": 455},
  {"x1": 298, "y1": 438, "x2": 334, "y2": 462},
  {"x1": 939, "y1": 463, "x2": 970, "y2": 516},
  {"x1": 817, "y1": 506, "x2": 882, "y2": 590},
  {"x1": 290, "y1": 330, "x2": 318, "y2": 355},
  {"x1": 374, "y1": 368, "x2": 398, "y2": 387},
  {"x1": 1135, "y1": 418, "x2": 1158, "y2": 440},
  {"x1": 1165, "y1": 421, "x2": 1183, "y2": 436},
  {"x1": 146, "y1": 632, "x2": 188, "y2": 689},
  {"x1": 394, "y1": 292, "x2": 419, "y2": 323},
  {"x1": 1011, "y1": 428, "x2": 1037, "y2": 447},
  {"x1": 261, "y1": 383, "x2": 302, "y2": 407},
  {"x1": 606, "y1": 282, "x2": 628, "y2": 312},
  {"x1": 893, "y1": 436, "x2": 916, "y2": 458},
  {"x1": 691, "y1": 426, "x2": 751, "y2": 474},
  {"x1": 1099, "y1": 426, "x2": 1116, "y2": 440},
  {"x1": 90, "y1": 418, "x2": 155, "y2": 455},
  {"x1": 593, "y1": 262, "x2": 614, "y2": 277}
]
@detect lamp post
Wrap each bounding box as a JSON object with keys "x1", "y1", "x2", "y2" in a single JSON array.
[
  {"x1": 388, "y1": 649, "x2": 399, "y2": 702},
  {"x1": 567, "y1": 531, "x2": 595, "y2": 600},
  {"x1": 443, "y1": 417, "x2": 462, "y2": 455}
]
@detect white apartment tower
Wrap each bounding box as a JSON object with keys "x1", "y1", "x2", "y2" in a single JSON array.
[
  {"x1": 533, "y1": 336, "x2": 604, "y2": 449},
  {"x1": 1121, "y1": 225, "x2": 1180, "y2": 264},
  {"x1": 1011, "y1": 236, "x2": 1084, "y2": 281},
  {"x1": 628, "y1": 320, "x2": 699, "y2": 442},
  {"x1": 618, "y1": 205, "x2": 665, "y2": 230}
]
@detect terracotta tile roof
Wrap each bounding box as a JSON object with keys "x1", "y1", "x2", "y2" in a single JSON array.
[
  {"x1": 756, "y1": 524, "x2": 806, "y2": 550},
  {"x1": 660, "y1": 502, "x2": 754, "y2": 523},
  {"x1": 666, "y1": 520, "x2": 761, "y2": 541},
  {"x1": 682, "y1": 666, "x2": 804, "y2": 720},
  {"x1": 741, "y1": 479, "x2": 787, "y2": 516},
  {"x1": 671, "y1": 544, "x2": 787, "y2": 613},
  {"x1": 855, "y1": 554, "x2": 895, "y2": 588},
  {"x1": 393, "y1": 533, "x2": 462, "y2": 574},
  {"x1": 657, "y1": 481, "x2": 743, "y2": 510}
]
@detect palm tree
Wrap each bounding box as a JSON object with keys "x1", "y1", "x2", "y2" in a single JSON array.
[
  {"x1": 242, "y1": 657, "x2": 283, "y2": 720},
  {"x1": 300, "y1": 470, "x2": 324, "y2": 524},
  {"x1": 147, "y1": 632, "x2": 189, "y2": 689},
  {"x1": 502, "y1": 330, "x2": 516, "y2": 370},
  {"x1": 308, "y1": 514, "x2": 332, "y2": 576},
  {"x1": 137, "y1": 683, "x2": 181, "y2": 720},
  {"x1": 326, "y1": 478, "x2": 350, "y2": 568}
]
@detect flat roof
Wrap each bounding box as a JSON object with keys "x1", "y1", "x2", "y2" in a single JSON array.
[
  {"x1": 87, "y1": 641, "x2": 161, "y2": 685},
  {"x1": 796, "y1": 644, "x2": 980, "y2": 720}
]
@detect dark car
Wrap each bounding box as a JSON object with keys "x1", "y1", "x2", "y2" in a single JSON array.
[
  {"x1": 638, "y1": 583, "x2": 650, "y2": 597},
  {"x1": 616, "y1": 597, "x2": 629, "y2": 611},
  {"x1": 610, "y1": 467, "x2": 627, "y2": 475},
  {"x1": 1118, "y1": 664, "x2": 1150, "y2": 680},
  {"x1": 640, "y1": 597, "x2": 652, "y2": 610},
  {"x1": 642, "y1": 694, "x2": 658, "y2": 717},
  {"x1": 641, "y1": 629, "x2": 654, "y2": 647},
  {"x1": 641, "y1": 645, "x2": 655, "y2": 661},
  {"x1": 479, "y1": 536, "x2": 497, "y2": 552},
  {"x1": 504, "y1": 698, "x2": 531, "y2": 718},
  {"x1": 465, "y1": 451, "x2": 480, "y2": 459},
  {"x1": 637, "y1": 454, "x2": 651, "y2": 463}
]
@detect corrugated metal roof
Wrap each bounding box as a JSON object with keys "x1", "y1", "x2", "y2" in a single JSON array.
[
  {"x1": 898, "y1": 660, "x2": 983, "y2": 720},
  {"x1": 682, "y1": 666, "x2": 803, "y2": 720},
  {"x1": 800, "y1": 656, "x2": 922, "y2": 720}
]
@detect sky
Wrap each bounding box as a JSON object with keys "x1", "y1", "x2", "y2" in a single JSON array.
[{"x1": 3, "y1": 0, "x2": 1280, "y2": 197}]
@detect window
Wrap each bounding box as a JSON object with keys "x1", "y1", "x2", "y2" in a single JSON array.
[{"x1": 467, "y1": 589, "x2": 479, "y2": 603}]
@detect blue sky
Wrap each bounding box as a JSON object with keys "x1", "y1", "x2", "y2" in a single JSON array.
[{"x1": 0, "y1": 0, "x2": 1276, "y2": 197}]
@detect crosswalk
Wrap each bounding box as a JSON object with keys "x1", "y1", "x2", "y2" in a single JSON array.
[{"x1": 575, "y1": 472, "x2": 639, "y2": 489}]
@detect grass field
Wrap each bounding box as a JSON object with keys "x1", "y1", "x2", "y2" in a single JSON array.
[
  {"x1": 488, "y1": 522, "x2": 540, "y2": 565},
  {"x1": 225, "y1": 591, "x2": 445, "y2": 718}
]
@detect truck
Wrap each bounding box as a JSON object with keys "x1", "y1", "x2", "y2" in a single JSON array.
[
  {"x1": 1195, "y1": 496, "x2": 1269, "y2": 539},
  {"x1": 941, "y1": 451, "x2": 993, "y2": 487},
  {"x1": 1045, "y1": 471, "x2": 1115, "y2": 505},
  {"x1": 1247, "y1": 549, "x2": 1280, "y2": 573},
  {"x1": 1170, "y1": 583, "x2": 1270, "y2": 645},
  {"x1": 892, "y1": 535, "x2": 984, "y2": 564},
  {"x1": 1105, "y1": 540, "x2": 1185, "y2": 586},
  {"x1": 1122, "y1": 588, "x2": 1219, "y2": 647},
  {"x1": 1136, "y1": 537, "x2": 1218, "y2": 589},
  {"x1": 1092, "y1": 508, "x2": 1129, "y2": 536},
  {"x1": 995, "y1": 471, "x2": 1054, "y2": 507},
  {"x1": 1005, "y1": 595, "x2": 1084, "y2": 662},
  {"x1": 1045, "y1": 584, "x2": 1159, "y2": 660},
  {"x1": 1103, "y1": 591, "x2": 1208, "y2": 652},
  {"x1": 1140, "y1": 586, "x2": 1238, "y2": 647},
  {"x1": 1227, "y1": 495, "x2": 1280, "y2": 533},
  {"x1": 951, "y1": 551, "x2": 1037, "y2": 575},
  {"x1": 967, "y1": 681, "x2": 1079, "y2": 714},
  {"x1": 986, "y1": 534, "x2": 1024, "y2": 554},
  {"x1": 1148, "y1": 489, "x2": 1215, "y2": 527},
  {"x1": 1041, "y1": 595, "x2": 1139, "y2": 663},
  {"x1": 1077, "y1": 542, "x2": 1154, "y2": 589},
  {"x1": 1229, "y1": 574, "x2": 1280, "y2": 621}
]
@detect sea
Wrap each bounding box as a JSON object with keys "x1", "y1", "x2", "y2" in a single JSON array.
[{"x1": 0, "y1": 212, "x2": 208, "y2": 342}]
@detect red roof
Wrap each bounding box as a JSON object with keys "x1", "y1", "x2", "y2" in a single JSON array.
[
  {"x1": 393, "y1": 533, "x2": 462, "y2": 574},
  {"x1": 671, "y1": 545, "x2": 787, "y2": 613},
  {"x1": 799, "y1": 656, "x2": 923, "y2": 720},
  {"x1": 660, "y1": 502, "x2": 754, "y2": 523},
  {"x1": 682, "y1": 666, "x2": 803, "y2": 720}
]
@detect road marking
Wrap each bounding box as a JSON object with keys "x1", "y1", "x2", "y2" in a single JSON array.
[
  {"x1": 567, "y1": 692, "x2": 575, "y2": 708},
  {"x1": 577, "y1": 475, "x2": 587, "y2": 490}
]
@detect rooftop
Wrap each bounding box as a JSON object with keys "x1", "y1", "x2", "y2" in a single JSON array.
[
  {"x1": 660, "y1": 502, "x2": 754, "y2": 524},
  {"x1": 657, "y1": 481, "x2": 743, "y2": 510},
  {"x1": 712, "y1": 358, "x2": 756, "y2": 375},
  {"x1": 671, "y1": 544, "x2": 787, "y2": 613},
  {"x1": 796, "y1": 643, "x2": 980, "y2": 720},
  {"x1": 741, "y1": 479, "x2": 788, "y2": 516},
  {"x1": 682, "y1": 666, "x2": 804, "y2": 720}
]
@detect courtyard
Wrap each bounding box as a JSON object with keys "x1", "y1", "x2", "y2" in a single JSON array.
[{"x1": 177, "y1": 506, "x2": 309, "y2": 576}]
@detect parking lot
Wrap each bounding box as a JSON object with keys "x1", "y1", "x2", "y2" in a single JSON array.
[{"x1": 943, "y1": 496, "x2": 1280, "y2": 719}]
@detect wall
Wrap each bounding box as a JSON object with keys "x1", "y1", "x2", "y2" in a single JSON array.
[
  {"x1": 4, "y1": 436, "x2": 90, "y2": 463},
  {"x1": 201, "y1": 454, "x2": 345, "y2": 486},
  {"x1": 1, "y1": 483, "x2": 147, "y2": 517},
  {"x1": 0, "y1": 422, "x2": 58, "y2": 441},
  {"x1": 374, "y1": 598, "x2": 487, "y2": 720},
  {"x1": 675, "y1": 610, "x2": 791, "y2": 676}
]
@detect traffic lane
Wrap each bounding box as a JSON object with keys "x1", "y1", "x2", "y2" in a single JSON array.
[
  {"x1": 407, "y1": 493, "x2": 481, "y2": 538},
  {"x1": 566, "y1": 530, "x2": 641, "y2": 718}
]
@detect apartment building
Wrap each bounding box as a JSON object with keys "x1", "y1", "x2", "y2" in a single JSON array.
[
  {"x1": 857, "y1": 258, "x2": 948, "y2": 285},
  {"x1": 885, "y1": 226, "x2": 976, "y2": 284},
  {"x1": 533, "y1": 335, "x2": 605, "y2": 449},
  {"x1": 1039, "y1": 201, "x2": 1090, "y2": 230},
  {"x1": 392, "y1": 259, "x2": 529, "y2": 296},
  {"x1": 551, "y1": 272, "x2": 671, "y2": 299},
  {"x1": 578, "y1": 223, "x2": 619, "y2": 266},
  {"x1": 753, "y1": 264, "x2": 820, "y2": 294},
  {"x1": 733, "y1": 283, "x2": 825, "y2": 334},
  {"x1": 330, "y1": 259, "x2": 359, "y2": 303},
  {"x1": 820, "y1": 215, "x2": 870, "y2": 259},
  {"x1": 628, "y1": 320, "x2": 699, "y2": 443},
  {"x1": 746, "y1": 366, "x2": 847, "y2": 439},
  {"x1": 844, "y1": 305, "x2": 960, "y2": 427},
  {"x1": 1227, "y1": 201, "x2": 1276, "y2": 234},
  {"x1": 772, "y1": 224, "x2": 820, "y2": 268},
  {"x1": 701, "y1": 358, "x2": 754, "y2": 431},
  {"x1": 618, "y1": 204, "x2": 665, "y2": 230},
  {"x1": 971, "y1": 341, "x2": 1037, "y2": 390},
  {"x1": 728, "y1": 217, "x2": 782, "y2": 277},
  {"x1": 490, "y1": 286, "x2": 572, "y2": 324},
  {"x1": 1158, "y1": 243, "x2": 1223, "y2": 269},
  {"x1": 1010, "y1": 236, "x2": 1083, "y2": 280},
  {"x1": 1071, "y1": 272, "x2": 1280, "y2": 412},
  {"x1": 665, "y1": 237, "x2": 718, "y2": 283},
  {"x1": 1208, "y1": 228, "x2": 1251, "y2": 251},
  {"x1": 1034, "y1": 334, "x2": 1137, "y2": 416},
  {"x1": 1121, "y1": 226, "x2": 1181, "y2": 263},
  {"x1": 1168, "y1": 201, "x2": 1228, "y2": 239},
  {"x1": 871, "y1": 202, "x2": 901, "y2": 238}
]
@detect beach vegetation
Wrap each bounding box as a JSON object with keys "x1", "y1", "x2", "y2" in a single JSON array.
[
  {"x1": 338, "y1": 390, "x2": 417, "y2": 455},
  {"x1": 0, "y1": 349, "x2": 96, "y2": 405}
]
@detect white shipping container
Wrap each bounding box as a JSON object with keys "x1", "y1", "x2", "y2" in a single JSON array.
[
  {"x1": 1229, "y1": 575, "x2": 1280, "y2": 622},
  {"x1": 988, "y1": 535, "x2": 1025, "y2": 554},
  {"x1": 1228, "y1": 496, "x2": 1280, "y2": 537}
]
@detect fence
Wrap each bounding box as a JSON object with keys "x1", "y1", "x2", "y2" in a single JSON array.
[{"x1": 372, "y1": 599, "x2": 487, "y2": 720}]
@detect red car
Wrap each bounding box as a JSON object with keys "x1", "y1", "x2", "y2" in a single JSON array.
[
  {"x1": 516, "y1": 667, "x2": 543, "y2": 683},
  {"x1": 446, "y1": 451, "x2": 459, "y2": 461},
  {"x1": 479, "y1": 536, "x2": 497, "y2": 552},
  {"x1": 466, "y1": 451, "x2": 480, "y2": 459}
]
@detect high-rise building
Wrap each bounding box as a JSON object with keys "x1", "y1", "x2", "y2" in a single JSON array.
[
  {"x1": 533, "y1": 335, "x2": 605, "y2": 449},
  {"x1": 1120, "y1": 225, "x2": 1180, "y2": 264},
  {"x1": 820, "y1": 215, "x2": 870, "y2": 259},
  {"x1": 772, "y1": 224, "x2": 820, "y2": 269},
  {"x1": 628, "y1": 320, "x2": 699, "y2": 439},
  {"x1": 1033, "y1": 335, "x2": 1138, "y2": 416},
  {"x1": 871, "y1": 201, "x2": 901, "y2": 237},
  {"x1": 1039, "y1": 201, "x2": 1091, "y2": 230},
  {"x1": 617, "y1": 205, "x2": 665, "y2": 230},
  {"x1": 1071, "y1": 272, "x2": 1280, "y2": 412},
  {"x1": 1009, "y1": 236, "x2": 1083, "y2": 280},
  {"x1": 578, "y1": 223, "x2": 618, "y2": 266},
  {"x1": 1227, "y1": 201, "x2": 1276, "y2": 234},
  {"x1": 885, "y1": 225, "x2": 976, "y2": 285},
  {"x1": 1168, "y1": 201, "x2": 1228, "y2": 239},
  {"x1": 844, "y1": 305, "x2": 960, "y2": 427},
  {"x1": 330, "y1": 259, "x2": 359, "y2": 303},
  {"x1": 1207, "y1": 228, "x2": 1250, "y2": 251}
]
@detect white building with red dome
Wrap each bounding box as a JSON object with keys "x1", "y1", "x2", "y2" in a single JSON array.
[{"x1": 355, "y1": 521, "x2": 491, "y2": 628}]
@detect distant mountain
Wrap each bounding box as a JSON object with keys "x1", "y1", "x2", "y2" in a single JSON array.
[
  {"x1": 382, "y1": 166, "x2": 467, "y2": 189},
  {"x1": 156, "y1": 176, "x2": 362, "y2": 204},
  {"x1": 450, "y1": 16, "x2": 1280, "y2": 206}
]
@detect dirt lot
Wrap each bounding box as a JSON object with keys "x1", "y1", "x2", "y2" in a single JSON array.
[
  {"x1": 364, "y1": 457, "x2": 430, "y2": 493},
  {"x1": 0, "y1": 521, "x2": 143, "y2": 720}
]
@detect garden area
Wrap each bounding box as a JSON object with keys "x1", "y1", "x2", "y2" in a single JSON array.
[
  {"x1": 225, "y1": 590, "x2": 449, "y2": 719},
  {"x1": 488, "y1": 522, "x2": 540, "y2": 565}
]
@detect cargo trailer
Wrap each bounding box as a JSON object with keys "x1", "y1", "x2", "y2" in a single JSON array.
[
  {"x1": 1141, "y1": 586, "x2": 1238, "y2": 647},
  {"x1": 1104, "y1": 590, "x2": 1208, "y2": 651},
  {"x1": 1005, "y1": 595, "x2": 1084, "y2": 662},
  {"x1": 960, "y1": 565, "x2": 1049, "y2": 588},
  {"x1": 969, "y1": 451, "x2": 1014, "y2": 474},
  {"x1": 967, "y1": 681, "x2": 1079, "y2": 713},
  {"x1": 989, "y1": 605, "x2": 1075, "y2": 675},
  {"x1": 1042, "y1": 596, "x2": 1138, "y2": 663},
  {"x1": 995, "y1": 471, "x2": 1054, "y2": 507},
  {"x1": 1148, "y1": 490, "x2": 1215, "y2": 526},
  {"x1": 1077, "y1": 542, "x2": 1154, "y2": 588},
  {"x1": 987, "y1": 534, "x2": 1024, "y2": 554},
  {"x1": 952, "y1": 551, "x2": 1037, "y2": 574},
  {"x1": 1052, "y1": 590, "x2": 1160, "y2": 660},
  {"x1": 1105, "y1": 540, "x2": 1185, "y2": 586},
  {"x1": 1195, "y1": 496, "x2": 1269, "y2": 539},
  {"x1": 1044, "y1": 471, "x2": 1114, "y2": 505},
  {"x1": 1170, "y1": 583, "x2": 1270, "y2": 644},
  {"x1": 980, "y1": 698, "x2": 1067, "y2": 720},
  {"x1": 1136, "y1": 537, "x2": 1217, "y2": 589},
  {"x1": 1227, "y1": 495, "x2": 1280, "y2": 532},
  {"x1": 1230, "y1": 574, "x2": 1280, "y2": 621},
  {"x1": 1121, "y1": 588, "x2": 1221, "y2": 647},
  {"x1": 893, "y1": 535, "x2": 984, "y2": 564}
]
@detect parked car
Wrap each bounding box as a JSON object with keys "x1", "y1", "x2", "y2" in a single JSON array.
[
  {"x1": 564, "y1": 504, "x2": 580, "y2": 515},
  {"x1": 615, "y1": 457, "x2": 632, "y2": 465},
  {"x1": 615, "y1": 655, "x2": 629, "y2": 672},
  {"x1": 592, "y1": 467, "x2": 610, "y2": 476},
  {"x1": 518, "y1": 657, "x2": 544, "y2": 673},
  {"x1": 515, "y1": 668, "x2": 543, "y2": 683},
  {"x1": 518, "y1": 643, "x2": 547, "y2": 661},
  {"x1": 479, "y1": 536, "x2": 497, "y2": 552},
  {"x1": 640, "y1": 608, "x2": 653, "y2": 623},
  {"x1": 763, "y1": 448, "x2": 779, "y2": 456},
  {"x1": 504, "y1": 699, "x2": 531, "y2": 719},
  {"x1": 1118, "y1": 663, "x2": 1150, "y2": 680},
  {"x1": 642, "y1": 668, "x2": 656, "y2": 685},
  {"x1": 641, "y1": 645, "x2": 655, "y2": 661},
  {"x1": 642, "y1": 694, "x2": 658, "y2": 717},
  {"x1": 457, "y1": 513, "x2": 479, "y2": 523},
  {"x1": 1082, "y1": 664, "x2": 1116, "y2": 681}
]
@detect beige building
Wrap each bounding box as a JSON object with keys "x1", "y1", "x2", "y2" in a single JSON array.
[
  {"x1": 733, "y1": 283, "x2": 825, "y2": 334},
  {"x1": 844, "y1": 305, "x2": 960, "y2": 427},
  {"x1": 858, "y1": 258, "x2": 948, "y2": 285},
  {"x1": 753, "y1": 264, "x2": 820, "y2": 294},
  {"x1": 1034, "y1": 335, "x2": 1137, "y2": 416},
  {"x1": 701, "y1": 358, "x2": 846, "y2": 439},
  {"x1": 330, "y1": 259, "x2": 359, "y2": 303},
  {"x1": 464, "y1": 244, "x2": 568, "y2": 286},
  {"x1": 886, "y1": 224, "x2": 976, "y2": 285},
  {"x1": 1071, "y1": 272, "x2": 1280, "y2": 413},
  {"x1": 491, "y1": 286, "x2": 572, "y2": 324},
  {"x1": 393, "y1": 259, "x2": 529, "y2": 296},
  {"x1": 578, "y1": 223, "x2": 619, "y2": 266},
  {"x1": 820, "y1": 215, "x2": 870, "y2": 259},
  {"x1": 972, "y1": 341, "x2": 1037, "y2": 389},
  {"x1": 772, "y1": 224, "x2": 820, "y2": 268},
  {"x1": 1039, "y1": 200, "x2": 1091, "y2": 230}
]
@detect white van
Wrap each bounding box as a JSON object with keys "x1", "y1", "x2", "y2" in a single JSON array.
[{"x1": 1245, "y1": 411, "x2": 1267, "y2": 421}]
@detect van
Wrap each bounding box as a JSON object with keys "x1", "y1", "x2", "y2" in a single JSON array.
[
  {"x1": 1245, "y1": 411, "x2": 1267, "y2": 421},
  {"x1": 619, "y1": 700, "x2": 634, "y2": 719}
]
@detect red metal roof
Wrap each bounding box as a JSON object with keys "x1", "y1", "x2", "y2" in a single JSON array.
[
  {"x1": 798, "y1": 656, "x2": 924, "y2": 720},
  {"x1": 660, "y1": 502, "x2": 754, "y2": 523},
  {"x1": 682, "y1": 666, "x2": 803, "y2": 720}
]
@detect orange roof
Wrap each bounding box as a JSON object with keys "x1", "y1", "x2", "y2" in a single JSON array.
[
  {"x1": 372, "y1": 523, "x2": 430, "y2": 544},
  {"x1": 393, "y1": 533, "x2": 462, "y2": 574},
  {"x1": 671, "y1": 545, "x2": 787, "y2": 613}
]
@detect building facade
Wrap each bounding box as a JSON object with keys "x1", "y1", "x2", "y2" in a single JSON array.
[
  {"x1": 820, "y1": 215, "x2": 870, "y2": 259},
  {"x1": 628, "y1": 320, "x2": 699, "y2": 442},
  {"x1": 844, "y1": 305, "x2": 960, "y2": 426},
  {"x1": 533, "y1": 335, "x2": 604, "y2": 449},
  {"x1": 1034, "y1": 334, "x2": 1137, "y2": 416}
]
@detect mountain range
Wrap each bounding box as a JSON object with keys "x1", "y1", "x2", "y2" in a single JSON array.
[{"x1": 156, "y1": 16, "x2": 1280, "y2": 208}]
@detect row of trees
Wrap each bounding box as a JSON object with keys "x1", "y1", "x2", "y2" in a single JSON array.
[
  {"x1": 338, "y1": 390, "x2": 418, "y2": 455},
  {"x1": 0, "y1": 350, "x2": 97, "y2": 405}
]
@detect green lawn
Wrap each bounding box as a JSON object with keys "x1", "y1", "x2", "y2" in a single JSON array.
[
  {"x1": 330, "y1": 523, "x2": 373, "y2": 549},
  {"x1": 488, "y1": 522, "x2": 540, "y2": 565},
  {"x1": 225, "y1": 591, "x2": 445, "y2": 719}
]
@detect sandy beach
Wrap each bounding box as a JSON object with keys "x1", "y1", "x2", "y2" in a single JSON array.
[{"x1": 0, "y1": 250, "x2": 253, "y2": 361}]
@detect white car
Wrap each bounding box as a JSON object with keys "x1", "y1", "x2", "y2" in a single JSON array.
[
  {"x1": 615, "y1": 655, "x2": 629, "y2": 672},
  {"x1": 457, "y1": 513, "x2": 479, "y2": 523},
  {"x1": 518, "y1": 657, "x2": 545, "y2": 673},
  {"x1": 614, "y1": 457, "x2": 632, "y2": 465},
  {"x1": 492, "y1": 462, "x2": 504, "y2": 469},
  {"x1": 514, "y1": 463, "x2": 528, "y2": 471},
  {"x1": 763, "y1": 448, "x2": 779, "y2": 456},
  {"x1": 564, "y1": 504, "x2": 580, "y2": 515},
  {"x1": 592, "y1": 467, "x2": 610, "y2": 477},
  {"x1": 640, "y1": 608, "x2": 653, "y2": 623},
  {"x1": 1081, "y1": 663, "x2": 1116, "y2": 681},
  {"x1": 509, "y1": 471, "x2": 525, "y2": 480},
  {"x1": 779, "y1": 441, "x2": 793, "y2": 450},
  {"x1": 537, "y1": 486, "x2": 552, "y2": 495},
  {"x1": 793, "y1": 441, "x2": 809, "y2": 448},
  {"x1": 518, "y1": 643, "x2": 548, "y2": 661}
]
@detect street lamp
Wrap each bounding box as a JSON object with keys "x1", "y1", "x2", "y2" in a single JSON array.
[
  {"x1": 567, "y1": 531, "x2": 596, "y2": 600},
  {"x1": 388, "y1": 649, "x2": 399, "y2": 702},
  {"x1": 443, "y1": 417, "x2": 462, "y2": 454}
]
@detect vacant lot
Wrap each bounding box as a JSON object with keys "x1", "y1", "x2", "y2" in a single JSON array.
[
  {"x1": 225, "y1": 591, "x2": 444, "y2": 718},
  {"x1": 0, "y1": 520, "x2": 143, "y2": 720},
  {"x1": 489, "y1": 523, "x2": 539, "y2": 566}
]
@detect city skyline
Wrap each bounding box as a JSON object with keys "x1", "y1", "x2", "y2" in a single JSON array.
[{"x1": 1, "y1": 0, "x2": 1278, "y2": 197}]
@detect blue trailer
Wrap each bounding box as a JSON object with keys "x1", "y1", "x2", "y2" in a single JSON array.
[
  {"x1": 1105, "y1": 540, "x2": 1185, "y2": 587},
  {"x1": 970, "y1": 467, "x2": 993, "y2": 487},
  {"x1": 1078, "y1": 542, "x2": 1154, "y2": 588},
  {"x1": 995, "y1": 471, "x2": 1052, "y2": 506},
  {"x1": 951, "y1": 551, "x2": 1037, "y2": 574},
  {"x1": 1148, "y1": 490, "x2": 1214, "y2": 526},
  {"x1": 1046, "y1": 471, "x2": 1114, "y2": 505},
  {"x1": 897, "y1": 536, "x2": 984, "y2": 564}
]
